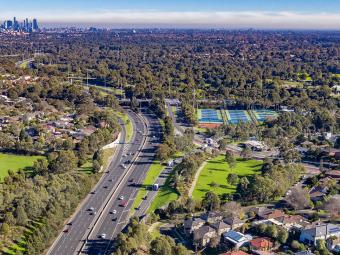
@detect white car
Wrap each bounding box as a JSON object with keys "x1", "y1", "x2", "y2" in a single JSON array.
[
  {"x1": 112, "y1": 210, "x2": 117, "y2": 214},
  {"x1": 89, "y1": 207, "x2": 94, "y2": 211},
  {"x1": 101, "y1": 233, "x2": 106, "y2": 239},
  {"x1": 119, "y1": 195, "x2": 124, "y2": 200}
]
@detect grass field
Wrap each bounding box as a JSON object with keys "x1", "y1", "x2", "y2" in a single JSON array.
[
  {"x1": 0, "y1": 153, "x2": 44, "y2": 181},
  {"x1": 131, "y1": 161, "x2": 166, "y2": 212},
  {"x1": 148, "y1": 170, "x2": 179, "y2": 213},
  {"x1": 114, "y1": 111, "x2": 133, "y2": 142},
  {"x1": 192, "y1": 155, "x2": 263, "y2": 200}
]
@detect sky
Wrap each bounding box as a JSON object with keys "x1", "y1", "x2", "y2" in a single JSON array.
[{"x1": 1, "y1": 0, "x2": 340, "y2": 29}]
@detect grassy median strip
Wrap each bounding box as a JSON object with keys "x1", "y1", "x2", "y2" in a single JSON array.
[
  {"x1": 114, "y1": 111, "x2": 133, "y2": 143},
  {"x1": 131, "y1": 161, "x2": 165, "y2": 213}
]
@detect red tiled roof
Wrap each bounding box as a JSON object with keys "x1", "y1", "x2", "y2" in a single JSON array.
[{"x1": 250, "y1": 237, "x2": 273, "y2": 249}]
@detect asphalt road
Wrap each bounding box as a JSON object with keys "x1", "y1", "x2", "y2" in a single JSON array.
[
  {"x1": 80, "y1": 109, "x2": 161, "y2": 255},
  {"x1": 48, "y1": 109, "x2": 157, "y2": 255}
]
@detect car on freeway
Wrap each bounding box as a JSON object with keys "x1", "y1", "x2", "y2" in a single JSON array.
[
  {"x1": 119, "y1": 201, "x2": 128, "y2": 207},
  {"x1": 91, "y1": 190, "x2": 96, "y2": 194},
  {"x1": 129, "y1": 178, "x2": 134, "y2": 182},
  {"x1": 90, "y1": 211, "x2": 97, "y2": 215},
  {"x1": 89, "y1": 207, "x2": 94, "y2": 211},
  {"x1": 63, "y1": 229, "x2": 69, "y2": 233},
  {"x1": 119, "y1": 195, "x2": 124, "y2": 200},
  {"x1": 100, "y1": 233, "x2": 106, "y2": 239},
  {"x1": 111, "y1": 209, "x2": 117, "y2": 214},
  {"x1": 103, "y1": 185, "x2": 108, "y2": 189}
]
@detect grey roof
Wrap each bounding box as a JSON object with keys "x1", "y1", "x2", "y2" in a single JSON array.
[
  {"x1": 193, "y1": 226, "x2": 215, "y2": 240},
  {"x1": 303, "y1": 224, "x2": 340, "y2": 238},
  {"x1": 184, "y1": 218, "x2": 205, "y2": 229},
  {"x1": 224, "y1": 216, "x2": 244, "y2": 225},
  {"x1": 210, "y1": 221, "x2": 231, "y2": 231}
]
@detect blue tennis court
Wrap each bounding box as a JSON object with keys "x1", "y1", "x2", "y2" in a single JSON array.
[
  {"x1": 197, "y1": 109, "x2": 223, "y2": 123},
  {"x1": 225, "y1": 110, "x2": 252, "y2": 124}
]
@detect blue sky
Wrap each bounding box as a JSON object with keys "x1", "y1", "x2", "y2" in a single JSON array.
[{"x1": 1, "y1": 0, "x2": 340, "y2": 29}]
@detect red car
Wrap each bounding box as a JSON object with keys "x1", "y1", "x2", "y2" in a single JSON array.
[{"x1": 119, "y1": 200, "x2": 128, "y2": 207}]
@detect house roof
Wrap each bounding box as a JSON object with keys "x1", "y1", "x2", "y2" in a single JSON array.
[
  {"x1": 250, "y1": 237, "x2": 273, "y2": 249},
  {"x1": 326, "y1": 170, "x2": 340, "y2": 178},
  {"x1": 223, "y1": 230, "x2": 252, "y2": 244},
  {"x1": 224, "y1": 216, "x2": 244, "y2": 225},
  {"x1": 220, "y1": 251, "x2": 250, "y2": 255},
  {"x1": 302, "y1": 223, "x2": 340, "y2": 238},
  {"x1": 201, "y1": 211, "x2": 223, "y2": 220},
  {"x1": 210, "y1": 221, "x2": 231, "y2": 231},
  {"x1": 258, "y1": 209, "x2": 285, "y2": 220},
  {"x1": 193, "y1": 226, "x2": 216, "y2": 240},
  {"x1": 277, "y1": 215, "x2": 306, "y2": 224},
  {"x1": 184, "y1": 218, "x2": 205, "y2": 229}
]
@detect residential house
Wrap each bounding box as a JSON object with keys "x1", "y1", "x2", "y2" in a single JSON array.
[
  {"x1": 193, "y1": 225, "x2": 217, "y2": 247},
  {"x1": 257, "y1": 209, "x2": 285, "y2": 220},
  {"x1": 81, "y1": 125, "x2": 97, "y2": 136},
  {"x1": 326, "y1": 170, "x2": 340, "y2": 180},
  {"x1": 249, "y1": 237, "x2": 273, "y2": 251},
  {"x1": 201, "y1": 211, "x2": 223, "y2": 223},
  {"x1": 300, "y1": 223, "x2": 340, "y2": 246},
  {"x1": 275, "y1": 215, "x2": 309, "y2": 231},
  {"x1": 224, "y1": 216, "x2": 245, "y2": 229},
  {"x1": 223, "y1": 230, "x2": 252, "y2": 249},
  {"x1": 183, "y1": 218, "x2": 205, "y2": 236},
  {"x1": 210, "y1": 221, "x2": 231, "y2": 235}
]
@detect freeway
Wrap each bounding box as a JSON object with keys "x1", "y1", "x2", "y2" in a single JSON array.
[
  {"x1": 81, "y1": 109, "x2": 161, "y2": 254},
  {"x1": 47, "y1": 109, "x2": 152, "y2": 255}
]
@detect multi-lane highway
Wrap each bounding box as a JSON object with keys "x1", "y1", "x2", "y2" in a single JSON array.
[{"x1": 48, "y1": 109, "x2": 161, "y2": 255}]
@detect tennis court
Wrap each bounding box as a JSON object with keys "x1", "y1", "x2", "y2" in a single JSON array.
[
  {"x1": 225, "y1": 110, "x2": 252, "y2": 124},
  {"x1": 197, "y1": 109, "x2": 224, "y2": 125},
  {"x1": 252, "y1": 109, "x2": 278, "y2": 122}
]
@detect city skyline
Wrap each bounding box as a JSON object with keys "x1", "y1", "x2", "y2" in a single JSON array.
[{"x1": 0, "y1": 0, "x2": 340, "y2": 29}]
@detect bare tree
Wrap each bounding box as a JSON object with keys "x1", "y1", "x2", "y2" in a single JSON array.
[
  {"x1": 221, "y1": 201, "x2": 243, "y2": 218},
  {"x1": 323, "y1": 197, "x2": 340, "y2": 217},
  {"x1": 285, "y1": 186, "x2": 311, "y2": 210}
]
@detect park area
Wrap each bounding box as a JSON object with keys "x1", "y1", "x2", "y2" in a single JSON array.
[
  {"x1": 0, "y1": 153, "x2": 44, "y2": 181},
  {"x1": 192, "y1": 155, "x2": 263, "y2": 200},
  {"x1": 197, "y1": 109, "x2": 224, "y2": 128}
]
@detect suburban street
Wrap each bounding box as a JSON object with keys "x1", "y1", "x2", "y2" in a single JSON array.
[{"x1": 47, "y1": 109, "x2": 160, "y2": 255}]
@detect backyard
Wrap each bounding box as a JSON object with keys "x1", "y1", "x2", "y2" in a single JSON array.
[{"x1": 192, "y1": 155, "x2": 263, "y2": 200}]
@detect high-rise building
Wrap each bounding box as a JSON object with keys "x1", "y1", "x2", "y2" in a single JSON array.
[
  {"x1": 32, "y1": 19, "x2": 38, "y2": 30},
  {"x1": 4, "y1": 20, "x2": 13, "y2": 29},
  {"x1": 1, "y1": 17, "x2": 39, "y2": 32}
]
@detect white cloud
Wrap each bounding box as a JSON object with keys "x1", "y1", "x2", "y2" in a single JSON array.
[{"x1": 1, "y1": 10, "x2": 340, "y2": 29}]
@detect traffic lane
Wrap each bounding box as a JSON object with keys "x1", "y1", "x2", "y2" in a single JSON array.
[
  {"x1": 84, "y1": 118, "x2": 160, "y2": 253},
  {"x1": 50, "y1": 146, "x2": 127, "y2": 254},
  {"x1": 86, "y1": 147, "x2": 157, "y2": 254},
  {"x1": 50, "y1": 139, "x2": 128, "y2": 255},
  {"x1": 49, "y1": 113, "x2": 137, "y2": 255},
  {"x1": 88, "y1": 133, "x2": 157, "y2": 239}
]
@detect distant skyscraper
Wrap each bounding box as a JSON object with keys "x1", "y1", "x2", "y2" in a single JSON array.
[
  {"x1": 4, "y1": 20, "x2": 13, "y2": 29},
  {"x1": 33, "y1": 19, "x2": 39, "y2": 30}
]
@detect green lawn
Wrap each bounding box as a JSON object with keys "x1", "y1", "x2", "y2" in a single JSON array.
[
  {"x1": 114, "y1": 111, "x2": 133, "y2": 142},
  {"x1": 131, "y1": 161, "x2": 166, "y2": 212},
  {"x1": 148, "y1": 167, "x2": 180, "y2": 213},
  {"x1": 192, "y1": 155, "x2": 263, "y2": 200},
  {"x1": 78, "y1": 160, "x2": 93, "y2": 175},
  {"x1": 0, "y1": 153, "x2": 44, "y2": 181}
]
